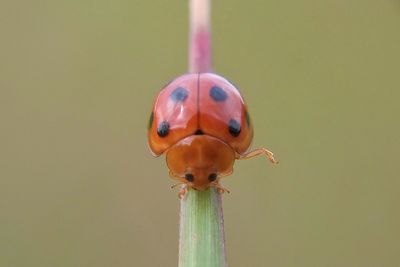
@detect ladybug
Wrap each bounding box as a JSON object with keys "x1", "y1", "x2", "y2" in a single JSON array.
[{"x1": 147, "y1": 73, "x2": 277, "y2": 197}]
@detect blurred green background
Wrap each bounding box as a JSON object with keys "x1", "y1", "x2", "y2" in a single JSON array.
[{"x1": 1, "y1": 0, "x2": 399, "y2": 266}]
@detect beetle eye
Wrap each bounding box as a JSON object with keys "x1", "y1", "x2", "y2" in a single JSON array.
[
  {"x1": 185, "y1": 173, "x2": 194, "y2": 182},
  {"x1": 208, "y1": 173, "x2": 217, "y2": 182}
]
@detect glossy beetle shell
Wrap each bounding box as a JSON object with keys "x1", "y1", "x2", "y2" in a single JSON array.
[{"x1": 147, "y1": 73, "x2": 253, "y2": 156}]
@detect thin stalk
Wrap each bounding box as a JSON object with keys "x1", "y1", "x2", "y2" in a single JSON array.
[
  {"x1": 188, "y1": 0, "x2": 212, "y2": 73},
  {"x1": 179, "y1": 1, "x2": 227, "y2": 267}
]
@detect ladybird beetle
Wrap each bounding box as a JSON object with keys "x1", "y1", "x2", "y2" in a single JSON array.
[{"x1": 147, "y1": 73, "x2": 277, "y2": 197}]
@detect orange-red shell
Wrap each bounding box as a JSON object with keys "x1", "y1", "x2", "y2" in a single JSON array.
[{"x1": 147, "y1": 73, "x2": 253, "y2": 156}]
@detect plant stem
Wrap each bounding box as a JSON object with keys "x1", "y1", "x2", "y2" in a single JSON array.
[
  {"x1": 188, "y1": 0, "x2": 212, "y2": 73},
  {"x1": 179, "y1": 188, "x2": 227, "y2": 267},
  {"x1": 179, "y1": 1, "x2": 227, "y2": 266}
]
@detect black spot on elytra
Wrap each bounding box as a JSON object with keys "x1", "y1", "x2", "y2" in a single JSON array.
[
  {"x1": 157, "y1": 121, "x2": 170, "y2": 137},
  {"x1": 208, "y1": 173, "x2": 217, "y2": 182},
  {"x1": 185, "y1": 173, "x2": 194, "y2": 182},
  {"x1": 245, "y1": 110, "x2": 251, "y2": 127},
  {"x1": 228, "y1": 119, "x2": 241, "y2": 137},
  {"x1": 148, "y1": 112, "x2": 154, "y2": 130},
  {"x1": 194, "y1": 129, "x2": 204, "y2": 135},
  {"x1": 210, "y1": 86, "x2": 228, "y2": 102},
  {"x1": 170, "y1": 87, "x2": 188, "y2": 102}
]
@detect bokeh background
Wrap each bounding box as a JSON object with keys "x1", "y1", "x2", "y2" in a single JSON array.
[{"x1": 1, "y1": 0, "x2": 400, "y2": 266}]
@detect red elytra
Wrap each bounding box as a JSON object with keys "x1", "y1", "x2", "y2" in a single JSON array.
[{"x1": 147, "y1": 73, "x2": 277, "y2": 197}]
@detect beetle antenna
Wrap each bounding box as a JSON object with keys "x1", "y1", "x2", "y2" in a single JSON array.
[{"x1": 171, "y1": 182, "x2": 183, "y2": 189}]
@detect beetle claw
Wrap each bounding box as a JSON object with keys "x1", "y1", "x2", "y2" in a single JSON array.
[{"x1": 178, "y1": 185, "x2": 188, "y2": 199}]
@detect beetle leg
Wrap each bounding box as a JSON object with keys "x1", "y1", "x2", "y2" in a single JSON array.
[
  {"x1": 213, "y1": 183, "x2": 230, "y2": 194},
  {"x1": 238, "y1": 147, "x2": 278, "y2": 164},
  {"x1": 169, "y1": 171, "x2": 189, "y2": 198},
  {"x1": 178, "y1": 185, "x2": 188, "y2": 199}
]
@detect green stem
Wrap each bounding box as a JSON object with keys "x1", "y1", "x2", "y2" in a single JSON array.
[
  {"x1": 179, "y1": 188, "x2": 227, "y2": 267},
  {"x1": 179, "y1": 0, "x2": 226, "y2": 266}
]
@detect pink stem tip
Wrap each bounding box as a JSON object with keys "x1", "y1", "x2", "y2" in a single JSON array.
[{"x1": 189, "y1": 0, "x2": 212, "y2": 73}]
